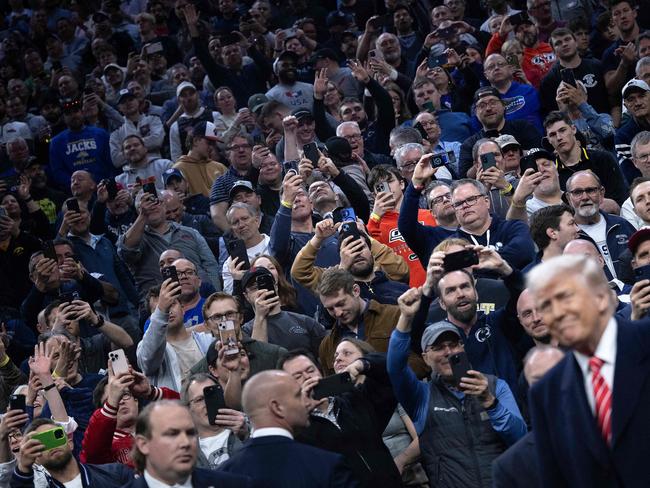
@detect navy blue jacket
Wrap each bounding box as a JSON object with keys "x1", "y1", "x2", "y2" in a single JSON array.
[
  {"x1": 219, "y1": 436, "x2": 359, "y2": 488},
  {"x1": 398, "y1": 183, "x2": 535, "y2": 272},
  {"x1": 529, "y1": 318, "x2": 650, "y2": 487},
  {"x1": 120, "y1": 467, "x2": 254, "y2": 488},
  {"x1": 576, "y1": 211, "x2": 636, "y2": 280},
  {"x1": 492, "y1": 432, "x2": 540, "y2": 488},
  {"x1": 11, "y1": 461, "x2": 132, "y2": 488}
]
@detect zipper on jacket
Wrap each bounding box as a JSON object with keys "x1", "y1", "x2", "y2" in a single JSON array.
[{"x1": 462, "y1": 402, "x2": 484, "y2": 488}]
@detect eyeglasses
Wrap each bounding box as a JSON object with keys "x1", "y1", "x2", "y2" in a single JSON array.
[
  {"x1": 176, "y1": 269, "x2": 197, "y2": 278},
  {"x1": 566, "y1": 186, "x2": 602, "y2": 198},
  {"x1": 475, "y1": 98, "x2": 502, "y2": 110},
  {"x1": 451, "y1": 194, "x2": 485, "y2": 209},
  {"x1": 342, "y1": 133, "x2": 362, "y2": 140},
  {"x1": 426, "y1": 339, "x2": 463, "y2": 352},
  {"x1": 188, "y1": 395, "x2": 205, "y2": 406},
  {"x1": 399, "y1": 159, "x2": 419, "y2": 171},
  {"x1": 228, "y1": 144, "x2": 251, "y2": 151},
  {"x1": 484, "y1": 62, "x2": 508, "y2": 72},
  {"x1": 206, "y1": 311, "x2": 239, "y2": 323},
  {"x1": 430, "y1": 192, "x2": 452, "y2": 206}
]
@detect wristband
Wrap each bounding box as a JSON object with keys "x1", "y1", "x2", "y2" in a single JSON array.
[
  {"x1": 0, "y1": 354, "x2": 10, "y2": 368},
  {"x1": 52, "y1": 371, "x2": 61, "y2": 379},
  {"x1": 42, "y1": 383, "x2": 56, "y2": 392},
  {"x1": 499, "y1": 183, "x2": 514, "y2": 196},
  {"x1": 510, "y1": 200, "x2": 526, "y2": 209},
  {"x1": 369, "y1": 212, "x2": 381, "y2": 222},
  {"x1": 91, "y1": 314, "x2": 105, "y2": 328},
  {"x1": 280, "y1": 200, "x2": 293, "y2": 209}
]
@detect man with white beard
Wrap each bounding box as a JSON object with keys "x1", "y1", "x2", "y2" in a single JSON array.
[{"x1": 565, "y1": 170, "x2": 636, "y2": 280}]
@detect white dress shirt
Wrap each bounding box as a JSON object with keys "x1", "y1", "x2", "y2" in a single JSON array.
[
  {"x1": 250, "y1": 427, "x2": 293, "y2": 439},
  {"x1": 573, "y1": 317, "x2": 617, "y2": 415},
  {"x1": 143, "y1": 470, "x2": 192, "y2": 488}
]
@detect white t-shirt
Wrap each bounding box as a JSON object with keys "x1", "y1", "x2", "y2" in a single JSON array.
[
  {"x1": 580, "y1": 217, "x2": 616, "y2": 277},
  {"x1": 168, "y1": 335, "x2": 204, "y2": 380},
  {"x1": 62, "y1": 474, "x2": 82, "y2": 488},
  {"x1": 199, "y1": 430, "x2": 231, "y2": 467},
  {"x1": 222, "y1": 234, "x2": 271, "y2": 294}
]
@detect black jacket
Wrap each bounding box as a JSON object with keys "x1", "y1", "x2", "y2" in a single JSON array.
[{"x1": 295, "y1": 353, "x2": 402, "y2": 488}]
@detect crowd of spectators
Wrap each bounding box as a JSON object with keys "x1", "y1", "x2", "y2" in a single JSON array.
[{"x1": 0, "y1": 0, "x2": 649, "y2": 486}]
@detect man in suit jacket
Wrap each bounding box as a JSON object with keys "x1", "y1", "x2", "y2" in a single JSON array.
[
  {"x1": 527, "y1": 254, "x2": 650, "y2": 487},
  {"x1": 492, "y1": 345, "x2": 565, "y2": 488},
  {"x1": 219, "y1": 370, "x2": 358, "y2": 488},
  {"x1": 121, "y1": 400, "x2": 254, "y2": 488}
]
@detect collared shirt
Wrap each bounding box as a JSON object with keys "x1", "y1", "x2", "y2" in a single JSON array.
[
  {"x1": 573, "y1": 317, "x2": 617, "y2": 415},
  {"x1": 310, "y1": 397, "x2": 341, "y2": 430},
  {"x1": 68, "y1": 232, "x2": 102, "y2": 250},
  {"x1": 144, "y1": 470, "x2": 192, "y2": 488},
  {"x1": 250, "y1": 427, "x2": 293, "y2": 439}
]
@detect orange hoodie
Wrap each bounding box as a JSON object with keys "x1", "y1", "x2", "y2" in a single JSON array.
[{"x1": 367, "y1": 209, "x2": 437, "y2": 287}]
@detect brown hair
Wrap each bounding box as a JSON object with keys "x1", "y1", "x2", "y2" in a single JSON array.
[{"x1": 250, "y1": 254, "x2": 298, "y2": 310}]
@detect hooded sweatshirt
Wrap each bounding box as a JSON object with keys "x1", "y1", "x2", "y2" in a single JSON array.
[{"x1": 173, "y1": 154, "x2": 227, "y2": 197}]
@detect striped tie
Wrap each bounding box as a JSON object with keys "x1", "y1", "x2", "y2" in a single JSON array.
[{"x1": 589, "y1": 356, "x2": 612, "y2": 445}]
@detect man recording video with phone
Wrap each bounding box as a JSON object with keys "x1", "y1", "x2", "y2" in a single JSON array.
[{"x1": 388, "y1": 287, "x2": 526, "y2": 488}]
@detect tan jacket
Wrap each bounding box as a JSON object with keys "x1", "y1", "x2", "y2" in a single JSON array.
[
  {"x1": 318, "y1": 300, "x2": 429, "y2": 378},
  {"x1": 290, "y1": 238, "x2": 410, "y2": 292},
  {"x1": 173, "y1": 155, "x2": 227, "y2": 197}
]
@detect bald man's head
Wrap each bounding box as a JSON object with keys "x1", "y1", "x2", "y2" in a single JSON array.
[
  {"x1": 563, "y1": 239, "x2": 605, "y2": 267},
  {"x1": 242, "y1": 370, "x2": 309, "y2": 432},
  {"x1": 524, "y1": 346, "x2": 564, "y2": 385}
]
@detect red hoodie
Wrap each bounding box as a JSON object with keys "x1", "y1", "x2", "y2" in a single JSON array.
[{"x1": 367, "y1": 209, "x2": 437, "y2": 287}]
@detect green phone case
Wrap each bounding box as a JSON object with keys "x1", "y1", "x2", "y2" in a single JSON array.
[{"x1": 31, "y1": 427, "x2": 67, "y2": 450}]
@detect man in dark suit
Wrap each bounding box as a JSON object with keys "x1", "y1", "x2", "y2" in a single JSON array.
[
  {"x1": 218, "y1": 370, "x2": 358, "y2": 488},
  {"x1": 527, "y1": 254, "x2": 650, "y2": 487},
  {"x1": 492, "y1": 345, "x2": 565, "y2": 488},
  {"x1": 121, "y1": 400, "x2": 254, "y2": 488}
]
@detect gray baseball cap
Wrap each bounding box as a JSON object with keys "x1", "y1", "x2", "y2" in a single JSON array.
[{"x1": 421, "y1": 321, "x2": 461, "y2": 351}]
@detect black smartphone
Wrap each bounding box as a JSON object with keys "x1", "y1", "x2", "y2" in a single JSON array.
[
  {"x1": 436, "y1": 26, "x2": 456, "y2": 39},
  {"x1": 58, "y1": 290, "x2": 80, "y2": 304},
  {"x1": 450, "y1": 352, "x2": 471, "y2": 386},
  {"x1": 226, "y1": 239, "x2": 250, "y2": 270},
  {"x1": 312, "y1": 372, "x2": 354, "y2": 400},
  {"x1": 506, "y1": 53, "x2": 520, "y2": 67},
  {"x1": 142, "y1": 181, "x2": 158, "y2": 201},
  {"x1": 9, "y1": 394, "x2": 25, "y2": 412},
  {"x1": 413, "y1": 122, "x2": 428, "y2": 140},
  {"x1": 43, "y1": 240, "x2": 57, "y2": 262},
  {"x1": 303, "y1": 142, "x2": 320, "y2": 166},
  {"x1": 634, "y1": 264, "x2": 650, "y2": 282},
  {"x1": 560, "y1": 68, "x2": 577, "y2": 88},
  {"x1": 519, "y1": 155, "x2": 538, "y2": 174},
  {"x1": 102, "y1": 178, "x2": 119, "y2": 200},
  {"x1": 283, "y1": 160, "x2": 298, "y2": 176},
  {"x1": 509, "y1": 12, "x2": 527, "y2": 26},
  {"x1": 332, "y1": 207, "x2": 356, "y2": 224},
  {"x1": 66, "y1": 198, "x2": 80, "y2": 213},
  {"x1": 161, "y1": 265, "x2": 179, "y2": 283},
  {"x1": 427, "y1": 53, "x2": 448, "y2": 69},
  {"x1": 339, "y1": 221, "x2": 362, "y2": 243},
  {"x1": 368, "y1": 49, "x2": 377, "y2": 59},
  {"x1": 430, "y1": 152, "x2": 448, "y2": 169},
  {"x1": 203, "y1": 384, "x2": 226, "y2": 426},
  {"x1": 443, "y1": 249, "x2": 479, "y2": 272},
  {"x1": 256, "y1": 273, "x2": 276, "y2": 296},
  {"x1": 480, "y1": 153, "x2": 497, "y2": 171},
  {"x1": 52, "y1": 60, "x2": 62, "y2": 71},
  {"x1": 370, "y1": 15, "x2": 389, "y2": 30}
]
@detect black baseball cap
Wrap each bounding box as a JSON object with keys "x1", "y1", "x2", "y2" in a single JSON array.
[
  {"x1": 473, "y1": 86, "x2": 502, "y2": 105},
  {"x1": 241, "y1": 266, "x2": 274, "y2": 290}
]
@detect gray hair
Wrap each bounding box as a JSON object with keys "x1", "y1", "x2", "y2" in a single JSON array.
[
  {"x1": 471, "y1": 137, "x2": 500, "y2": 162},
  {"x1": 425, "y1": 180, "x2": 451, "y2": 206},
  {"x1": 636, "y1": 56, "x2": 650, "y2": 77},
  {"x1": 450, "y1": 178, "x2": 487, "y2": 197},
  {"x1": 526, "y1": 254, "x2": 609, "y2": 297},
  {"x1": 375, "y1": 32, "x2": 398, "y2": 50},
  {"x1": 631, "y1": 130, "x2": 650, "y2": 159},
  {"x1": 389, "y1": 127, "x2": 422, "y2": 150},
  {"x1": 394, "y1": 143, "x2": 424, "y2": 167},
  {"x1": 180, "y1": 372, "x2": 218, "y2": 405},
  {"x1": 226, "y1": 202, "x2": 260, "y2": 223},
  {"x1": 336, "y1": 121, "x2": 361, "y2": 137},
  {"x1": 565, "y1": 170, "x2": 602, "y2": 191}
]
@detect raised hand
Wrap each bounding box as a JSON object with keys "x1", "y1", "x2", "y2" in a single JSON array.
[
  {"x1": 313, "y1": 68, "x2": 329, "y2": 100},
  {"x1": 397, "y1": 287, "x2": 423, "y2": 319}
]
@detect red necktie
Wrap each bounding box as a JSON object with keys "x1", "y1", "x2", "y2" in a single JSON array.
[{"x1": 589, "y1": 356, "x2": 612, "y2": 445}]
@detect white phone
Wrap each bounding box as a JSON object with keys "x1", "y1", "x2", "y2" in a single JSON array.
[
  {"x1": 108, "y1": 349, "x2": 129, "y2": 376},
  {"x1": 218, "y1": 321, "x2": 239, "y2": 356}
]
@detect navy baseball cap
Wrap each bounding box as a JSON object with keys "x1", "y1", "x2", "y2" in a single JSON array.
[{"x1": 163, "y1": 168, "x2": 185, "y2": 186}]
